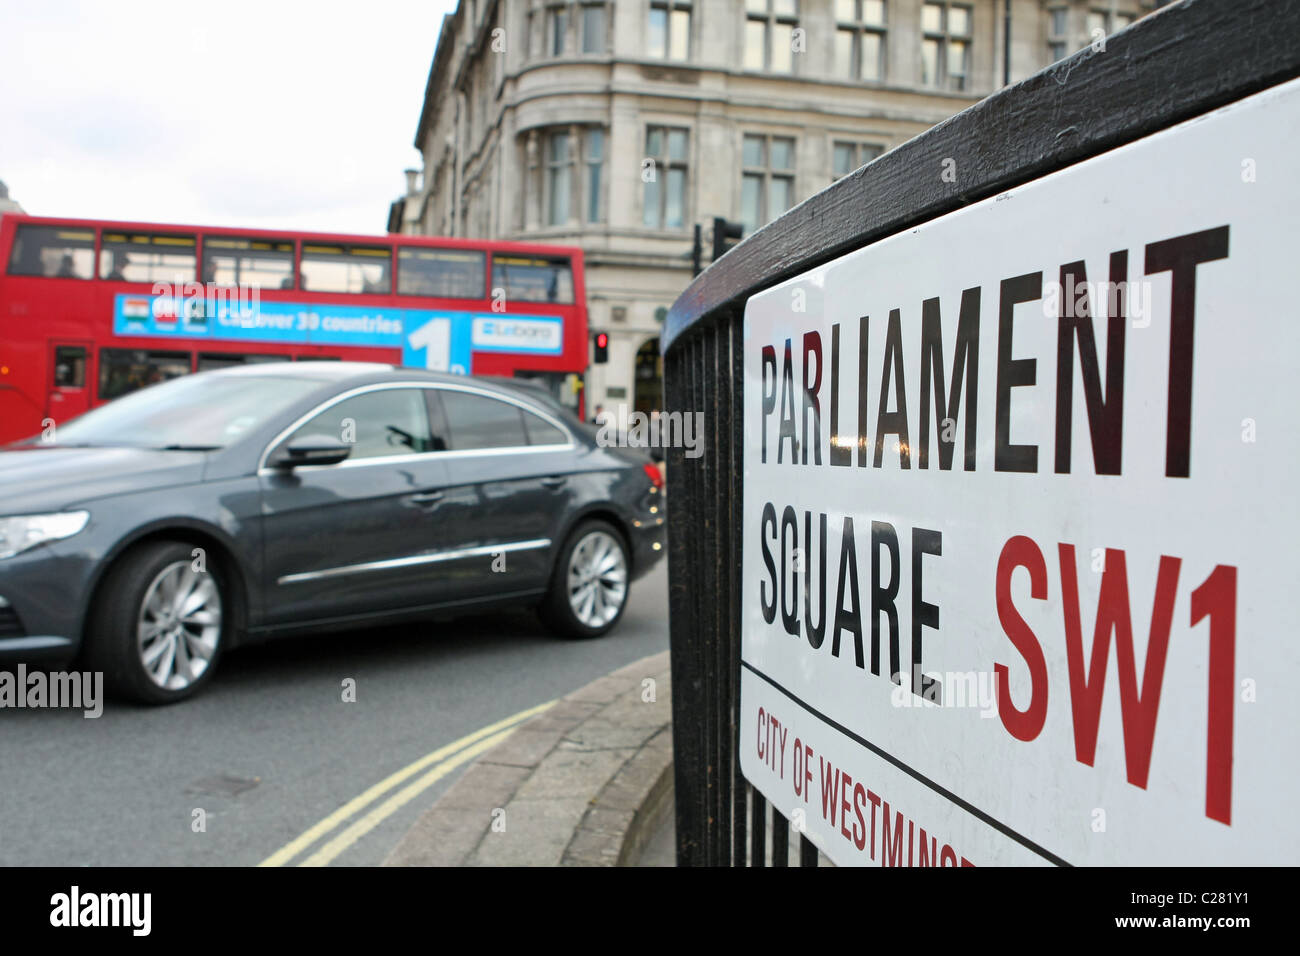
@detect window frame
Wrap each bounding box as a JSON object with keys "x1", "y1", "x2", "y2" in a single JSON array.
[
  {"x1": 201, "y1": 235, "x2": 297, "y2": 290},
  {"x1": 835, "y1": 0, "x2": 887, "y2": 83},
  {"x1": 642, "y1": 125, "x2": 691, "y2": 231},
  {"x1": 920, "y1": 1, "x2": 973, "y2": 92},
  {"x1": 740, "y1": 132, "x2": 797, "y2": 234},
  {"x1": 648, "y1": 0, "x2": 692, "y2": 61},
  {"x1": 257, "y1": 382, "x2": 576, "y2": 472},
  {"x1": 298, "y1": 242, "x2": 393, "y2": 295},
  {"x1": 831, "y1": 140, "x2": 885, "y2": 181},
  {"x1": 580, "y1": 1, "x2": 608, "y2": 54},
  {"x1": 97, "y1": 347, "x2": 193, "y2": 401},
  {"x1": 396, "y1": 245, "x2": 488, "y2": 299},
  {"x1": 545, "y1": 129, "x2": 573, "y2": 227},
  {"x1": 547, "y1": 2, "x2": 569, "y2": 56},
  {"x1": 745, "y1": 0, "x2": 801, "y2": 74},
  {"x1": 5, "y1": 224, "x2": 98, "y2": 280},
  {"x1": 98, "y1": 231, "x2": 198, "y2": 284}
]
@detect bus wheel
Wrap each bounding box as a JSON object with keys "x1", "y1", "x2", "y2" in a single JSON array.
[{"x1": 86, "y1": 541, "x2": 228, "y2": 704}]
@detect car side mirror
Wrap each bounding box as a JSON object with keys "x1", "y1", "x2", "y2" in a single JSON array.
[{"x1": 271, "y1": 434, "x2": 352, "y2": 469}]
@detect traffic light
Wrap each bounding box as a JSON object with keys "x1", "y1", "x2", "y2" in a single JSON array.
[
  {"x1": 593, "y1": 331, "x2": 609, "y2": 364},
  {"x1": 712, "y1": 217, "x2": 744, "y2": 263}
]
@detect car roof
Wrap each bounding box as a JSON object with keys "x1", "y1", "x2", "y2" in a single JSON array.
[{"x1": 205, "y1": 361, "x2": 568, "y2": 407}]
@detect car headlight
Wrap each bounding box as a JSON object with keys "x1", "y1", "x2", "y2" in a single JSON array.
[{"x1": 0, "y1": 511, "x2": 90, "y2": 560}]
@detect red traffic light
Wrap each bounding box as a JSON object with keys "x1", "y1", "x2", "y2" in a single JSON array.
[{"x1": 596, "y1": 333, "x2": 608, "y2": 348}]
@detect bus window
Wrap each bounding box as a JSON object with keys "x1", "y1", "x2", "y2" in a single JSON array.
[
  {"x1": 491, "y1": 255, "x2": 574, "y2": 304},
  {"x1": 202, "y1": 237, "x2": 295, "y2": 289},
  {"x1": 53, "y1": 347, "x2": 87, "y2": 387},
  {"x1": 197, "y1": 353, "x2": 285, "y2": 372},
  {"x1": 6, "y1": 225, "x2": 96, "y2": 279},
  {"x1": 99, "y1": 348, "x2": 191, "y2": 400},
  {"x1": 397, "y1": 247, "x2": 485, "y2": 298},
  {"x1": 300, "y1": 243, "x2": 391, "y2": 294},
  {"x1": 99, "y1": 232, "x2": 196, "y2": 284}
]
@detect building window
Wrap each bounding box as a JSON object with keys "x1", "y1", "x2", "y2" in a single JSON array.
[
  {"x1": 1086, "y1": 7, "x2": 1136, "y2": 42},
  {"x1": 740, "y1": 133, "x2": 795, "y2": 235},
  {"x1": 832, "y1": 141, "x2": 884, "y2": 180},
  {"x1": 546, "y1": 130, "x2": 572, "y2": 226},
  {"x1": 649, "y1": 1, "x2": 691, "y2": 60},
  {"x1": 744, "y1": 0, "x2": 799, "y2": 74},
  {"x1": 643, "y1": 126, "x2": 688, "y2": 230},
  {"x1": 586, "y1": 128, "x2": 604, "y2": 223},
  {"x1": 921, "y1": 2, "x2": 971, "y2": 91},
  {"x1": 548, "y1": 3, "x2": 569, "y2": 56},
  {"x1": 835, "y1": 0, "x2": 886, "y2": 82},
  {"x1": 581, "y1": 2, "x2": 607, "y2": 54},
  {"x1": 1047, "y1": 6, "x2": 1068, "y2": 62}
]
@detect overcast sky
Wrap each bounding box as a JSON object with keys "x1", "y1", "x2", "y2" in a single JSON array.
[{"x1": 0, "y1": 0, "x2": 457, "y2": 234}]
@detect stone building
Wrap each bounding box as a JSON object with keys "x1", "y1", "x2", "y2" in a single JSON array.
[
  {"x1": 392, "y1": 0, "x2": 1168, "y2": 413},
  {"x1": 0, "y1": 180, "x2": 24, "y2": 218}
]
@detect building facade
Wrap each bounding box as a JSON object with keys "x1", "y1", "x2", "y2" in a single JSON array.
[
  {"x1": 0, "y1": 180, "x2": 24, "y2": 218},
  {"x1": 394, "y1": 0, "x2": 1166, "y2": 414}
]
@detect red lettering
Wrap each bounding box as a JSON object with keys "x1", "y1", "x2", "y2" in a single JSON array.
[
  {"x1": 1059, "y1": 545, "x2": 1180, "y2": 788},
  {"x1": 1191, "y1": 564, "x2": 1237, "y2": 825},
  {"x1": 995, "y1": 535, "x2": 1050, "y2": 741}
]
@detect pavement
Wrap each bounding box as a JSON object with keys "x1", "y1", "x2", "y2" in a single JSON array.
[{"x1": 385, "y1": 650, "x2": 675, "y2": 867}]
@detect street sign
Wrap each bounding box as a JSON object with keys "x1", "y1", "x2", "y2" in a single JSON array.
[{"x1": 739, "y1": 77, "x2": 1300, "y2": 865}]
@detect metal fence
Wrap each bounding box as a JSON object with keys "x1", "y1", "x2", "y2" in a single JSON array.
[{"x1": 660, "y1": 0, "x2": 1300, "y2": 866}]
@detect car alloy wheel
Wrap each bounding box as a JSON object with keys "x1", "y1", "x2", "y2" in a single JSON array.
[
  {"x1": 136, "y1": 560, "x2": 223, "y2": 691},
  {"x1": 566, "y1": 529, "x2": 628, "y2": 629}
]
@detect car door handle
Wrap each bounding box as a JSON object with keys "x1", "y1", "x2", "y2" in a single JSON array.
[
  {"x1": 541, "y1": 476, "x2": 567, "y2": 490},
  {"x1": 408, "y1": 491, "x2": 444, "y2": 507}
]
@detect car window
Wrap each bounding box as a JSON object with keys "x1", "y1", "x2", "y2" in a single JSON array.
[
  {"x1": 523, "y1": 410, "x2": 568, "y2": 446},
  {"x1": 440, "y1": 390, "x2": 528, "y2": 450},
  {"x1": 288, "y1": 388, "x2": 433, "y2": 460}
]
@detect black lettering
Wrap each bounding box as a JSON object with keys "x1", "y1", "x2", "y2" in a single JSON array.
[
  {"x1": 832, "y1": 517, "x2": 864, "y2": 667},
  {"x1": 856, "y1": 315, "x2": 870, "y2": 468},
  {"x1": 874, "y1": 308, "x2": 911, "y2": 469},
  {"x1": 919, "y1": 287, "x2": 980, "y2": 471},
  {"x1": 911, "y1": 527, "x2": 942, "y2": 703},
  {"x1": 780, "y1": 505, "x2": 799, "y2": 636},
  {"x1": 804, "y1": 511, "x2": 828, "y2": 649},
  {"x1": 1054, "y1": 254, "x2": 1126, "y2": 475},
  {"x1": 995, "y1": 271, "x2": 1043, "y2": 472},
  {"x1": 1145, "y1": 226, "x2": 1230, "y2": 478},
  {"x1": 829, "y1": 324, "x2": 851, "y2": 467},
  {"x1": 871, "y1": 521, "x2": 901, "y2": 682},
  {"x1": 760, "y1": 502, "x2": 777, "y2": 624}
]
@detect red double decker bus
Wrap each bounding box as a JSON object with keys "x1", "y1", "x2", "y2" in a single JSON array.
[{"x1": 0, "y1": 214, "x2": 589, "y2": 444}]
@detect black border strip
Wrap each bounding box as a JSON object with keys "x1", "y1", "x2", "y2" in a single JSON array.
[{"x1": 741, "y1": 659, "x2": 1072, "y2": 867}]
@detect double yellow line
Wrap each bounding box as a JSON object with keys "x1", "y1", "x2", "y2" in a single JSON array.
[{"x1": 259, "y1": 699, "x2": 555, "y2": 867}]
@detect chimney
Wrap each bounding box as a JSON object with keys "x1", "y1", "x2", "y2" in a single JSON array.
[{"x1": 404, "y1": 169, "x2": 421, "y2": 197}]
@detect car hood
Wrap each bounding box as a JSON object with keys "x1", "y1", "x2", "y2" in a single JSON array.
[{"x1": 0, "y1": 446, "x2": 208, "y2": 514}]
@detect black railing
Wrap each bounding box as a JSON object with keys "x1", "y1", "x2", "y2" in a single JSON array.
[{"x1": 661, "y1": 0, "x2": 1300, "y2": 866}]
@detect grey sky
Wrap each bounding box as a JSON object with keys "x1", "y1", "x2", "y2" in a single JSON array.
[{"x1": 0, "y1": 0, "x2": 456, "y2": 234}]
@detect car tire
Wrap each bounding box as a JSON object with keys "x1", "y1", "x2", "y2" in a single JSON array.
[
  {"x1": 539, "y1": 520, "x2": 631, "y2": 640},
  {"x1": 85, "y1": 540, "x2": 229, "y2": 704}
]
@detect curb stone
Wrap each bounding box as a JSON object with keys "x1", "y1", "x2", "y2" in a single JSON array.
[{"x1": 383, "y1": 650, "x2": 673, "y2": 867}]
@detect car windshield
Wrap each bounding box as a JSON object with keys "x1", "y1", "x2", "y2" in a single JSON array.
[{"x1": 48, "y1": 374, "x2": 323, "y2": 449}]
